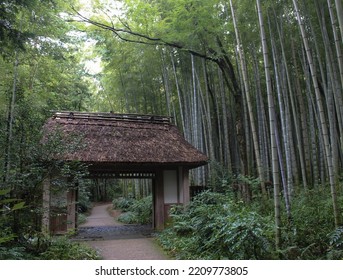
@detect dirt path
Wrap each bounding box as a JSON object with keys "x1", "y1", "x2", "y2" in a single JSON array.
[
  {"x1": 78, "y1": 203, "x2": 170, "y2": 260},
  {"x1": 79, "y1": 203, "x2": 122, "y2": 227}
]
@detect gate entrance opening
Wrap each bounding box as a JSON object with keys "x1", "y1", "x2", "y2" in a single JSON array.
[{"x1": 41, "y1": 112, "x2": 208, "y2": 233}]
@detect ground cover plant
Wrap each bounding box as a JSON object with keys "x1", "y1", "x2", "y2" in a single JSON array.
[
  {"x1": 158, "y1": 186, "x2": 343, "y2": 260},
  {"x1": 113, "y1": 195, "x2": 152, "y2": 224},
  {"x1": 0, "y1": 233, "x2": 100, "y2": 260},
  {"x1": 157, "y1": 191, "x2": 274, "y2": 259},
  {"x1": 39, "y1": 236, "x2": 100, "y2": 260}
]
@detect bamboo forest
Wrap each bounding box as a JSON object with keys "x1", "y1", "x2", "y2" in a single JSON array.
[{"x1": 1, "y1": 0, "x2": 343, "y2": 260}]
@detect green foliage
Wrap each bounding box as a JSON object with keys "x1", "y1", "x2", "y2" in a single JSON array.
[
  {"x1": 113, "y1": 197, "x2": 135, "y2": 212},
  {"x1": 158, "y1": 191, "x2": 273, "y2": 259},
  {"x1": 39, "y1": 237, "x2": 100, "y2": 260},
  {"x1": 117, "y1": 211, "x2": 137, "y2": 224},
  {"x1": 0, "y1": 0, "x2": 94, "y2": 254},
  {"x1": 115, "y1": 196, "x2": 152, "y2": 224},
  {"x1": 1, "y1": 231, "x2": 100, "y2": 260},
  {"x1": 328, "y1": 226, "x2": 343, "y2": 248},
  {"x1": 0, "y1": 246, "x2": 27, "y2": 260},
  {"x1": 327, "y1": 227, "x2": 343, "y2": 260},
  {"x1": 18, "y1": 232, "x2": 52, "y2": 256},
  {"x1": 0, "y1": 0, "x2": 33, "y2": 56},
  {"x1": 278, "y1": 187, "x2": 341, "y2": 259},
  {"x1": 60, "y1": 161, "x2": 90, "y2": 189},
  {"x1": 207, "y1": 162, "x2": 262, "y2": 197},
  {"x1": 105, "y1": 183, "x2": 123, "y2": 201},
  {"x1": 77, "y1": 213, "x2": 88, "y2": 225},
  {"x1": 0, "y1": 0, "x2": 342, "y2": 263},
  {"x1": 77, "y1": 181, "x2": 92, "y2": 213},
  {"x1": 0, "y1": 188, "x2": 26, "y2": 245},
  {"x1": 158, "y1": 185, "x2": 343, "y2": 260},
  {"x1": 128, "y1": 195, "x2": 152, "y2": 224}
]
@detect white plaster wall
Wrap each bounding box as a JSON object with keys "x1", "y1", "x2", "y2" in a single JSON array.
[{"x1": 163, "y1": 170, "x2": 178, "y2": 203}]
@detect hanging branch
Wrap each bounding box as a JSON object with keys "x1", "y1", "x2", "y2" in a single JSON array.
[
  {"x1": 72, "y1": 8, "x2": 217, "y2": 62},
  {"x1": 71, "y1": 6, "x2": 243, "y2": 99}
]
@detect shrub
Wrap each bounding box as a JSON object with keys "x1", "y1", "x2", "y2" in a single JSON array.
[
  {"x1": 112, "y1": 197, "x2": 135, "y2": 212},
  {"x1": 158, "y1": 171, "x2": 343, "y2": 260},
  {"x1": 39, "y1": 237, "x2": 100, "y2": 260},
  {"x1": 278, "y1": 186, "x2": 342, "y2": 259},
  {"x1": 117, "y1": 211, "x2": 137, "y2": 224},
  {"x1": 128, "y1": 196, "x2": 152, "y2": 224},
  {"x1": 77, "y1": 213, "x2": 88, "y2": 225},
  {"x1": 158, "y1": 191, "x2": 274, "y2": 259},
  {"x1": 0, "y1": 232, "x2": 100, "y2": 260},
  {"x1": 116, "y1": 196, "x2": 152, "y2": 224},
  {"x1": 327, "y1": 226, "x2": 343, "y2": 260},
  {"x1": 77, "y1": 183, "x2": 92, "y2": 213},
  {"x1": 0, "y1": 246, "x2": 28, "y2": 260}
]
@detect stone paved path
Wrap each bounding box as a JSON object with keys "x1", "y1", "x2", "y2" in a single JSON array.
[{"x1": 76, "y1": 203, "x2": 170, "y2": 260}]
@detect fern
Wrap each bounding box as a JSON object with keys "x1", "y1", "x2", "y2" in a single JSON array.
[
  {"x1": 158, "y1": 191, "x2": 274, "y2": 259},
  {"x1": 326, "y1": 227, "x2": 343, "y2": 260},
  {"x1": 328, "y1": 227, "x2": 343, "y2": 248}
]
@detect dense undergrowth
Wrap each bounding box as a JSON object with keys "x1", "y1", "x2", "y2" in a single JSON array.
[
  {"x1": 0, "y1": 188, "x2": 99, "y2": 260},
  {"x1": 113, "y1": 195, "x2": 152, "y2": 224},
  {"x1": 2, "y1": 173, "x2": 342, "y2": 260},
  {"x1": 0, "y1": 234, "x2": 100, "y2": 260},
  {"x1": 157, "y1": 188, "x2": 343, "y2": 260}
]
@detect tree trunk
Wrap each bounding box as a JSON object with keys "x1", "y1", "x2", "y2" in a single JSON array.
[
  {"x1": 202, "y1": 59, "x2": 215, "y2": 163},
  {"x1": 229, "y1": 0, "x2": 267, "y2": 197},
  {"x1": 3, "y1": 49, "x2": 19, "y2": 185},
  {"x1": 256, "y1": 0, "x2": 282, "y2": 249},
  {"x1": 271, "y1": 33, "x2": 292, "y2": 219},
  {"x1": 293, "y1": 0, "x2": 341, "y2": 227},
  {"x1": 218, "y1": 67, "x2": 232, "y2": 171},
  {"x1": 292, "y1": 39, "x2": 311, "y2": 186},
  {"x1": 170, "y1": 51, "x2": 186, "y2": 133},
  {"x1": 334, "y1": 0, "x2": 343, "y2": 44},
  {"x1": 328, "y1": 0, "x2": 343, "y2": 89}
]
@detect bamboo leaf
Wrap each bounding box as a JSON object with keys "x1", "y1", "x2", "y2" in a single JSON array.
[
  {"x1": 0, "y1": 234, "x2": 17, "y2": 244},
  {"x1": 0, "y1": 188, "x2": 11, "y2": 196},
  {"x1": 0, "y1": 198, "x2": 19, "y2": 204},
  {"x1": 11, "y1": 201, "x2": 26, "y2": 211}
]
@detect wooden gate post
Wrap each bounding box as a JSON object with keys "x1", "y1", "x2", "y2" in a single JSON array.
[{"x1": 153, "y1": 170, "x2": 164, "y2": 230}]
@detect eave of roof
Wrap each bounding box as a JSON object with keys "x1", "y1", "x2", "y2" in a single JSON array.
[{"x1": 42, "y1": 112, "x2": 208, "y2": 169}]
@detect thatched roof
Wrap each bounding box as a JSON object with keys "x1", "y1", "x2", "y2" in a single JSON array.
[{"x1": 43, "y1": 112, "x2": 208, "y2": 170}]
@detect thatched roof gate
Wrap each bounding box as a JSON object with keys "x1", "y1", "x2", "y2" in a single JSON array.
[{"x1": 42, "y1": 112, "x2": 208, "y2": 233}]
